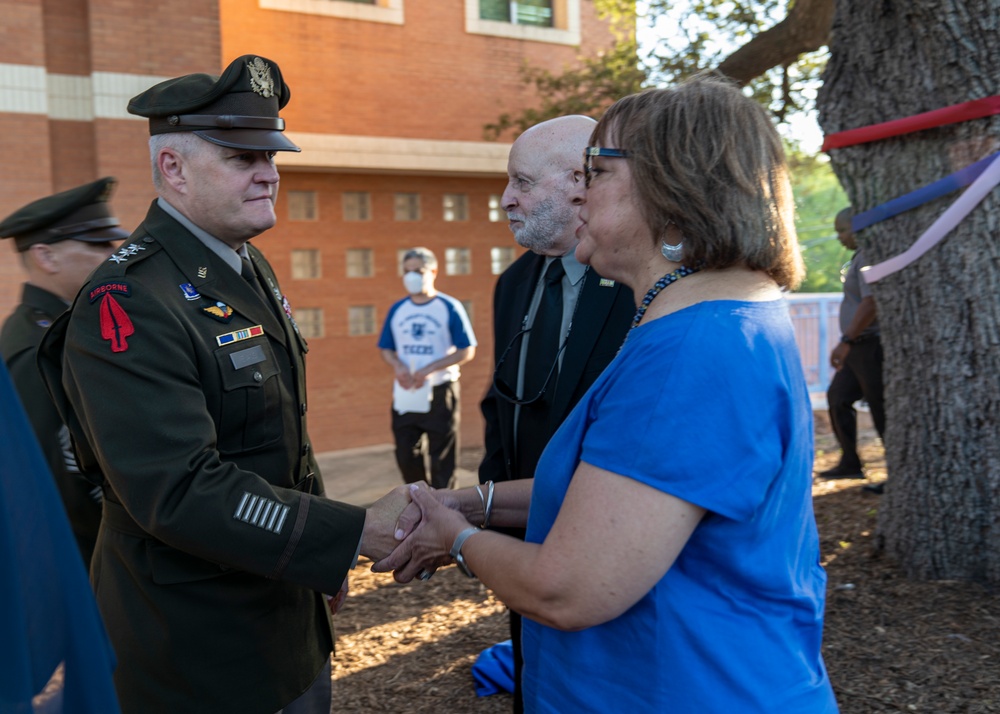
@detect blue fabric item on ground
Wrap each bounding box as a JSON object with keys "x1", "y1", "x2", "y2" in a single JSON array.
[
  {"x1": 471, "y1": 639, "x2": 515, "y2": 697},
  {"x1": 0, "y1": 360, "x2": 121, "y2": 713}
]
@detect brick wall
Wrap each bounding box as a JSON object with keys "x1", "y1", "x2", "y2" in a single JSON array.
[
  {"x1": 253, "y1": 169, "x2": 517, "y2": 451},
  {"x1": 1, "y1": 0, "x2": 620, "y2": 453}
]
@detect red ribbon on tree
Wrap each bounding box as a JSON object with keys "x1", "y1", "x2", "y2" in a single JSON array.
[{"x1": 822, "y1": 95, "x2": 1000, "y2": 151}]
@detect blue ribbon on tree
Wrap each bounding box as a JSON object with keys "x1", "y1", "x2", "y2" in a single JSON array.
[{"x1": 852, "y1": 151, "x2": 1000, "y2": 232}]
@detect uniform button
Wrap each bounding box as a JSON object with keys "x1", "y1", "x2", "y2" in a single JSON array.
[
  {"x1": 300, "y1": 403, "x2": 307, "y2": 416},
  {"x1": 302, "y1": 444, "x2": 311, "y2": 456},
  {"x1": 253, "y1": 371, "x2": 263, "y2": 383},
  {"x1": 143, "y1": 236, "x2": 154, "y2": 243}
]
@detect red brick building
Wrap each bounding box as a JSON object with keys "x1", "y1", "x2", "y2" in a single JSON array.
[{"x1": 0, "y1": 0, "x2": 616, "y2": 451}]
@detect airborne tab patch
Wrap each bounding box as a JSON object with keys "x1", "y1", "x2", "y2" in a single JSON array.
[
  {"x1": 216, "y1": 324, "x2": 264, "y2": 346},
  {"x1": 89, "y1": 281, "x2": 131, "y2": 303}
]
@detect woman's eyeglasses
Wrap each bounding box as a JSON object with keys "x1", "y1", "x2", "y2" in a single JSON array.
[
  {"x1": 492, "y1": 327, "x2": 569, "y2": 406},
  {"x1": 583, "y1": 146, "x2": 630, "y2": 188}
]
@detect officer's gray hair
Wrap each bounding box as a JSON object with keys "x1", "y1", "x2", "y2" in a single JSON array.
[
  {"x1": 149, "y1": 133, "x2": 209, "y2": 191},
  {"x1": 402, "y1": 247, "x2": 437, "y2": 270}
]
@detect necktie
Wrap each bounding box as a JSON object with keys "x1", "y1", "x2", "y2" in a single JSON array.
[
  {"x1": 516, "y1": 259, "x2": 565, "y2": 477},
  {"x1": 241, "y1": 258, "x2": 269, "y2": 304},
  {"x1": 523, "y1": 259, "x2": 565, "y2": 400}
]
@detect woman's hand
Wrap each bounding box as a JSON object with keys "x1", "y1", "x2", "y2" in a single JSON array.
[{"x1": 372, "y1": 485, "x2": 471, "y2": 582}]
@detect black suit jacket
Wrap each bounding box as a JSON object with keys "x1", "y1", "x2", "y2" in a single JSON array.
[{"x1": 479, "y1": 250, "x2": 634, "y2": 486}]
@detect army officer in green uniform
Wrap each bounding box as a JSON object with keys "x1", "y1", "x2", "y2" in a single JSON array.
[
  {"x1": 39, "y1": 56, "x2": 410, "y2": 714},
  {"x1": 0, "y1": 178, "x2": 127, "y2": 566}
]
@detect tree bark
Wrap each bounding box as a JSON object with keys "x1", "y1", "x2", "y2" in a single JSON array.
[
  {"x1": 716, "y1": 0, "x2": 835, "y2": 84},
  {"x1": 816, "y1": 0, "x2": 1000, "y2": 582}
]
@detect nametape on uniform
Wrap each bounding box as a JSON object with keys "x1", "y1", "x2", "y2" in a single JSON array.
[
  {"x1": 216, "y1": 325, "x2": 264, "y2": 346},
  {"x1": 233, "y1": 491, "x2": 290, "y2": 534},
  {"x1": 230, "y1": 345, "x2": 266, "y2": 370},
  {"x1": 89, "y1": 281, "x2": 131, "y2": 303}
]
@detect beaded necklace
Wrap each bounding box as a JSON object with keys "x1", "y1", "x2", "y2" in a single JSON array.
[{"x1": 629, "y1": 264, "x2": 701, "y2": 330}]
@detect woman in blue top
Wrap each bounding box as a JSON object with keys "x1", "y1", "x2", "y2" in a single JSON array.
[{"x1": 379, "y1": 75, "x2": 839, "y2": 713}]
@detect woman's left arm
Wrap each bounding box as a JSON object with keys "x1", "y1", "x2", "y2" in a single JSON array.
[{"x1": 391, "y1": 461, "x2": 705, "y2": 631}]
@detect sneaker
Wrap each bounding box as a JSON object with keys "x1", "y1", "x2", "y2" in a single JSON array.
[
  {"x1": 816, "y1": 463, "x2": 865, "y2": 480},
  {"x1": 862, "y1": 482, "x2": 885, "y2": 494}
]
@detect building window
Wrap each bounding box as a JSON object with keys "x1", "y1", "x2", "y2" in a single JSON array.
[
  {"x1": 394, "y1": 193, "x2": 421, "y2": 221},
  {"x1": 490, "y1": 246, "x2": 515, "y2": 274},
  {"x1": 295, "y1": 308, "x2": 325, "y2": 338},
  {"x1": 287, "y1": 191, "x2": 318, "y2": 221},
  {"x1": 346, "y1": 249, "x2": 374, "y2": 278},
  {"x1": 291, "y1": 249, "x2": 322, "y2": 279},
  {"x1": 465, "y1": 0, "x2": 579, "y2": 45},
  {"x1": 488, "y1": 194, "x2": 503, "y2": 222},
  {"x1": 443, "y1": 194, "x2": 468, "y2": 222},
  {"x1": 445, "y1": 248, "x2": 472, "y2": 275},
  {"x1": 479, "y1": 0, "x2": 552, "y2": 26},
  {"x1": 258, "y1": 0, "x2": 404, "y2": 25},
  {"x1": 343, "y1": 192, "x2": 371, "y2": 221},
  {"x1": 348, "y1": 306, "x2": 377, "y2": 336}
]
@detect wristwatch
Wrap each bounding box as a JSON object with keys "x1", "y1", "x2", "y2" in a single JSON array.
[
  {"x1": 450, "y1": 527, "x2": 481, "y2": 578},
  {"x1": 840, "y1": 334, "x2": 856, "y2": 345}
]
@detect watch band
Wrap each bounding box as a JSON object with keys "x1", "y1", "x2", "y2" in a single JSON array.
[{"x1": 450, "y1": 526, "x2": 481, "y2": 578}]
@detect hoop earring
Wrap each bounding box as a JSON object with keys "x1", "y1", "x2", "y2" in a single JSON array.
[{"x1": 660, "y1": 239, "x2": 684, "y2": 263}]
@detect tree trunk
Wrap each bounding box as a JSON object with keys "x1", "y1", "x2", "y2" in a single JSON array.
[{"x1": 816, "y1": 0, "x2": 1000, "y2": 582}]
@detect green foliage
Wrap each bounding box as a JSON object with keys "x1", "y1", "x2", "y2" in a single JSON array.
[
  {"x1": 786, "y1": 141, "x2": 851, "y2": 293},
  {"x1": 484, "y1": 1, "x2": 828, "y2": 139},
  {"x1": 643, "y1": 1, "x2": 825, "y2": 121}
]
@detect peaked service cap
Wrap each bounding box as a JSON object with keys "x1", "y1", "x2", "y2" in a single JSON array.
[
  {"x1": 0, "y1": 177, "x2": 130, "y2": 252},
  {"x1": 127, "y1": 55, "x2": 300, "y2": 153}
]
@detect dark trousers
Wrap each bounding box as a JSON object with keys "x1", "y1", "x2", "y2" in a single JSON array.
[
  {"x1": 391, "y1": 381, "x2": 460, "y2": 490},
  {"x1": 274, "y1": 657, "x2": 331, "y2": 714},
  {"x1": 827, "y1": 336, "x2": 886, "y2": 469}
]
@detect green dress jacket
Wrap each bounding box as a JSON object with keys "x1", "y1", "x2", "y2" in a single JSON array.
[
  {"x1": 39, "y1": 201, "x2": 366, "y2": 714},
  {"x1": 1, "y1": 282, "x2": 101, "y2": 564}
]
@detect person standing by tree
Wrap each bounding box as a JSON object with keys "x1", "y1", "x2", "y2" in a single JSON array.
[
  {"x1": 379, "y1": 247, "x2": 476, "y2": 490},
  {"x1": 0, "y1": 178, "x2": 127, "y2": 566},
  {"x1": 817, "y1": 207, "x2": 886, "y2": 493}
]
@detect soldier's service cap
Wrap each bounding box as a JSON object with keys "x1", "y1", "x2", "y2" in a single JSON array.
[
  {"x1": 127, "y1": 55, "x2": 300, "y2": 153},
  {"x1": 0, "y1": 177, "x2": 130, "y2": 252}
]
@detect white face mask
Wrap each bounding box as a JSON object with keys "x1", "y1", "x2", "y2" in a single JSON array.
[{"x1": 403, "y1": 271, "x2": 429, "y2": 295}]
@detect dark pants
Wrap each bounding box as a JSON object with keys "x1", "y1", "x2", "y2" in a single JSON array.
[
  {"x1": 274, "y1": 657, "x2": 331, "y2": 714},
  {"x1": 510, "y1": 609, "x2": 525, "y2": 714},
  {"x1": 391, "y1": 381, "x2": 460, "y2": 490},
  {"x1": 827, "y1": 336, "x2": 886, "y2": 469}
]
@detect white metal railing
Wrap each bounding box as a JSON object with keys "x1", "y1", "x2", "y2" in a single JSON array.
[{"x1": 785, "y1": 293, "x2": 843, "y2": 393}]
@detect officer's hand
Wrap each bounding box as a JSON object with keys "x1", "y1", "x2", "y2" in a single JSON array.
[{"x1": 359, "y1": 483, "x2": 420, "y2": 561}]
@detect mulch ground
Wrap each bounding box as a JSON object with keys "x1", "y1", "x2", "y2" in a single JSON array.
[{"x1": 331, "y1": 421, "x2": 1000, "y2": 713}]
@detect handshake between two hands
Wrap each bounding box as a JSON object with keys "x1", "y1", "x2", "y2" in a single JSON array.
[{"x1": 359, "y1": 482, "x2": 473, "y2": 584}]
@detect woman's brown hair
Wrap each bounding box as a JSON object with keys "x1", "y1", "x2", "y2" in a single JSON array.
[{"x1": 591, "y1": 74, "x2": 804, "y2": 290}]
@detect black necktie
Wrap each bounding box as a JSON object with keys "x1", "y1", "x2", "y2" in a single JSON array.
[
  {"x1": 241, "y1": 258, "x2": 269, "y2": 304},
  {"x1": 523, "y1": 259, "x2": 565, "y2": 400},
  {"x1": 516, "y1": 260, "x2": 565, "y2": 476}
]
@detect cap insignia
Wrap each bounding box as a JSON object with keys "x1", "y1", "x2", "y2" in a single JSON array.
[{"x1": 247, "y1": 58, "x2": 274, "y2": 99}]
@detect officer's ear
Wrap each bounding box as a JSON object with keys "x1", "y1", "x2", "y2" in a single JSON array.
[
  {"x1": 157, "y1": 146, "x2": 188, "y2": 194},
  {"x1": 26, "y1": 242, "x2": 60, "y2": 275}
]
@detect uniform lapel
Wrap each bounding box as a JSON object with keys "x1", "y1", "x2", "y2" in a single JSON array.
[{"x1": 144, "y1": 205, "x2": 287, "y2": 346}]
